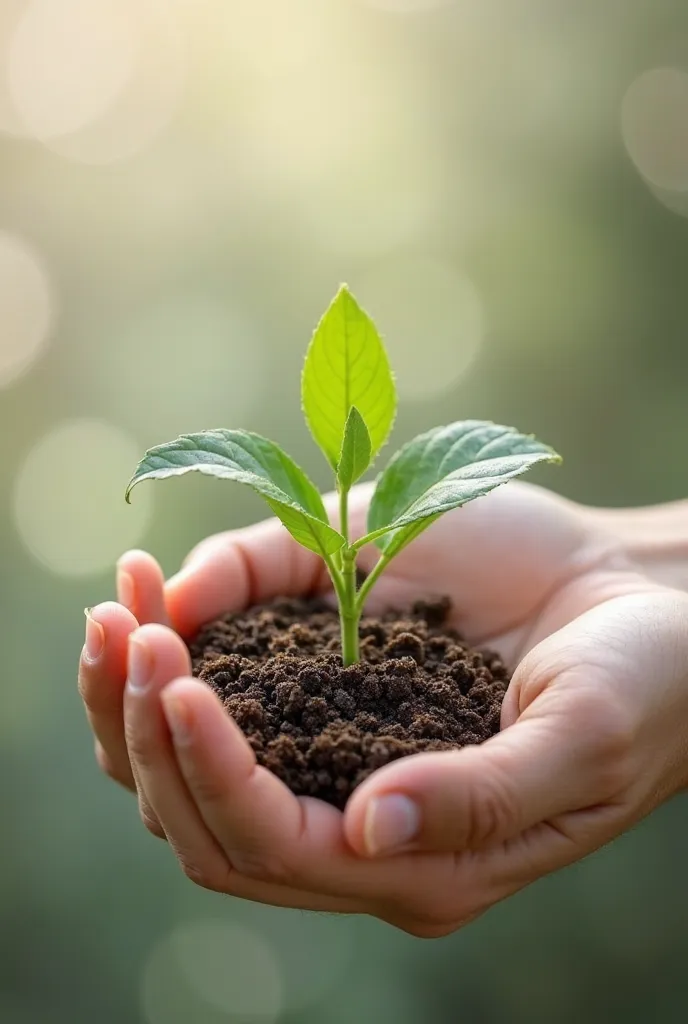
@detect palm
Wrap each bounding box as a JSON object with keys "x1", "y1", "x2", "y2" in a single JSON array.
[
  {"x1": 81, "y1": 480, "x2": 684, "y2": 938},
  {"x1": 350, "y1": 481, "x2": 628, "y2": 665}
]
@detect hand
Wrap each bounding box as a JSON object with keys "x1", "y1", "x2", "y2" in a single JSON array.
[{"x1": 78, "y1": 483, "x2": 688, "y2": 936}]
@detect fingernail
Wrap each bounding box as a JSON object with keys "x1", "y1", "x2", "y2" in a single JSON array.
[
  {"x1": 162, "y1": 692, "x2": 192, "y2": 746},
  {"x1": 117, "y1": 565, "x2": 135, "y2": 611},
  {"x1": 128, "y1": 636, "x2": 153, "y2": 692},
  {"x1": 84, "y1": 610, "x2": 104, "y2": 662},
  {"x1": 364, "y1": 794, "x2": 420, "y2": 856}
]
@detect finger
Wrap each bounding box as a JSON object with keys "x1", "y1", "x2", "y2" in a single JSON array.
[
  {"x1": 165, "y1": 487, "x2": 374, "y2": 637},
  {"x1": 79, "y1": 602, "x2": 138, "y2": 791},
  {"x1": 160, "y1": 677, "x2": 413, "y2": 903},
  {"x1": 160, "y1": 676, "x2": 328, "y2": 882},
  {"x1": 116, "y1": 550, "x2": 169, "y2": 625},
  {"x1": 344, "y1": 684, "x2": 631, "y2": 857},
  {"x1": 123, "y1": 623, "x2": 195, "y2": 838},
  {"x1": 165, "y1": 521, "x2": 320, "y2": 637},
  {"x1": 124, "y1": 640, "x2": 363, "y2": 913}
]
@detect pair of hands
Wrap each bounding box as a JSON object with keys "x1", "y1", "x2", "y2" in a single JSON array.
[{"x1": 78, "y1": 482, "x2": 688, "y2": 937}]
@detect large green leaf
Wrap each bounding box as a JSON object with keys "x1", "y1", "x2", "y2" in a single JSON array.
[
  {"x1": 302, "y1": 285, "x2": 396, "y2": 469},
  {"x1": 337, "y1": 406, "x2": 372, "y2": 491},
  {"x1": 366, "y1": 421, "x2": 560, "y2": 557},
  {"x1": 125, "y1": 430, "x2": 345, "y2": 557}
]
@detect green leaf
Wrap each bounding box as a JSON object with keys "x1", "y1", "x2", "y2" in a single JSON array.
[
  {"x1": 366, "y1": 421, "x2": 561, "y2": 557},
  {"x1": 302, "y1": 285, "x2": 396, "y2": 470},
  {"x1": 337, "y1": 406, "x2": 372, "y2": 491},
  {"x1": 125, "y1": 430, "x2": 345, "y2": 557}
]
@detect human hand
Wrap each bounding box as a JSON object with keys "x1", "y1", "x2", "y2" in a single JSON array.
[{"x1": 78, "y1": 482, "x2": 688, "y2": 936}]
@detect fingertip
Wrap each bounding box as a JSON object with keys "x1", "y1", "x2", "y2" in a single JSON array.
[
  {"x1": 117, "y1": 550, "x2": 168, "y2": 625},
  {"x1": 342, "y1": 794, "x2": 368, "y2": 857},
  {"x1": 161, "y1": 675, "x2": 257, "y2": 773},
  {"x1": 166, "y1": 543, "x2": 251, "y2": 637},
  {"x1": 88, "y1": 599, "x2": 138, "y2": 631},
  {"x1": 127, "y1": 622, "x2": 193, "y2": 682},
  {"x1": 343, "y1": 771, "x2": 390, "y2": 856}
]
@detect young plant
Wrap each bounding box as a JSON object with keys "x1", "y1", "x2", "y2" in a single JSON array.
[{"x1": 126, "y1": 286, "x2": 561, "y2": 665}]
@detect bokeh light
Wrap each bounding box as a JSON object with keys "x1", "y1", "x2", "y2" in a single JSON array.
[
  {"x1": 221, "y1": 901, "x2": 357, "y2": 1012},
  {"x1": 355, "y1": 256, "x2": 483, "y2": 400},
  {"x1": 6, "y1": 0, "x2": 186, "y2": 163},
  {"x1": 622, "y1": 68, "x2": 688, "y2": 193},
  {"x1": 0, "y1": 0, "x2": 28, "y2": 136},
  {"x1": 142, "y1": 919, "x2": 283, "y2": 1023},
  {"x1": 0, "y1": 230, "x2": 54, "y2": 389},
  {"x1": 7, "y1": 0, "x2": 137, "y2": 140},
  {"x1": 13, "y1": 419, "x2": 152, "y2": 576}
]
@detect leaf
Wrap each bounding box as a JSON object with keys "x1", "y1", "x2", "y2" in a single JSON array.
[
  {"x1": 302, "y1": 285, "x2": 397, "y2": 469},
  {"x1": 337, "y1": 406, "x2": 372, "y2": 491},
  {"x1": 125, "y1": 430, "x2": 345, "y2": 557},
  {"x1": 366, "y1": 421, "x2": 561, "y2": 557}
]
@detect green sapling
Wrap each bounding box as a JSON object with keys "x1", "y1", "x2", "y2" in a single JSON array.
[{"x1": 126, "y1": 286, "x2": 561, "y2": 665}]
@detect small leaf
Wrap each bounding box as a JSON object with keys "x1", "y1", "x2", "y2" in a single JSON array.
[
  {"x1": 302, "y1": 285, "x2": 396, "y2": 469},
  {"x1": 337, "y1": 406, "x2": 372, "y2": 491},
  {"x1": 367, "y1": 421, "x2": 560, "y2": 557},
  {"x1": 126, "y1": 430, "x2": 345, "y2": 557}
]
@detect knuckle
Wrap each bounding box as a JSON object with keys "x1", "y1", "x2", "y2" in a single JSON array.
[{"x1": 139, "y1": 802, "x2": 166, "y2": 840}]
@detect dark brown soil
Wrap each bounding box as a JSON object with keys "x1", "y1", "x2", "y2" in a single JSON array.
[{"x1": 188, "y1": 596, "x2": 509, "y2": 810}]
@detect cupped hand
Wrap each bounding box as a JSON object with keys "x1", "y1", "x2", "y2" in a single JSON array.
[{"x1": 78, "y1": 483, "x2": 688, "y2": 936}]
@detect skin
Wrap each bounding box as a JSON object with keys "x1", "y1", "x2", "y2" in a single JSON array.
[{"x1": 78, "y1": 482, "x2": 688, "y2": 938}]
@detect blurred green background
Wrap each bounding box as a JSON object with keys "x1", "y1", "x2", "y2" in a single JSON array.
[{"x1": 2, "y1": 0, "x2": 688, "y2": 1021}]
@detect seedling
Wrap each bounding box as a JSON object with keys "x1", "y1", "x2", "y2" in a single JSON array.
[{"x1": 126, "y1": 286, "x2": 560, "y2": 665}]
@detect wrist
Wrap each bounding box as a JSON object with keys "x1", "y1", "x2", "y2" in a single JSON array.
[{"x1": 585, "y1": 501, "x2": 688, "y2": 591}]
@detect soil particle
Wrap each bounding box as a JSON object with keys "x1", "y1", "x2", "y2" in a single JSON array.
[{"x1": 188, "y1": 596, "x2": 509, "y2": 810}]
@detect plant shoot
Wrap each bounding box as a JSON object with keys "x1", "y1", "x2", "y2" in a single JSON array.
[{"x1": 126, "y1": 287, "x2": 561, "y2": 665}]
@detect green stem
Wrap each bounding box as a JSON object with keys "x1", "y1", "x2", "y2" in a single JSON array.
[
  {"x1": 338, "y1": 487, "x2": 349, "y2": 549},
  {"x1": 322, "y1": 551, "x2": 347, "y2": 609},
  {"x1": 340, "y1": 547, "x2": 359, "y2": 666},
  {"x1": 336, "y1": 483, "x2": 360, "y2": 665}
]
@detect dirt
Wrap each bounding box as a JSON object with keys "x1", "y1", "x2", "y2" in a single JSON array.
[{"x1": 188, "y1": 596, "x2": 509, "y2": 810}]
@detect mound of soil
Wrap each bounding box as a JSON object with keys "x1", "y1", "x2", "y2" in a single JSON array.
[{"x1": 188, "y1": 596, "x2": 509, "y2": 810}]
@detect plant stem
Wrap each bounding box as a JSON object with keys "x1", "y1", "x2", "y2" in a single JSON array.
[
  {"x1": 340, "y1": 546, "x2": 359, "y2": 665},
  {"x1": 338, "y1": 485, "x2": 349, "y2": 550},
  {"x1": 335, "y1": 483, "x2": 360, "y2": 665}
]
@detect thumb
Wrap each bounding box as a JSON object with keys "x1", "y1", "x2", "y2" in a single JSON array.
[
  {"x1": 342, "y1": 588, "x2": 669, "y2": 857},
  {"x1": 343, "y1": 693, "x2": 623, "y2": 857},
  {"x1": 345, "y1": 588, "x2": 688, "y2": 858}
]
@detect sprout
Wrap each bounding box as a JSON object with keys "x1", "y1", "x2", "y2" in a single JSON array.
[{"x1": 126, "y1": 286, "x2": 560, "y2": 665}]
